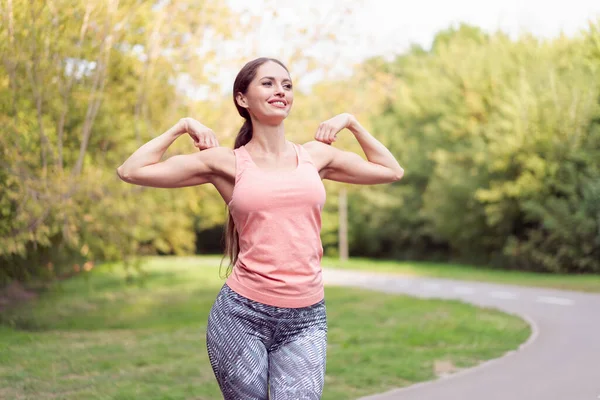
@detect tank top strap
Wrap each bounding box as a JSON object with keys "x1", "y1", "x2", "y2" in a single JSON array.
[
  {"x1": 233, "y1": 145, "x2": 255, "y2": 180},
  {"x1": 295, "y1": 143, "x2": 316, "y2": 166}
]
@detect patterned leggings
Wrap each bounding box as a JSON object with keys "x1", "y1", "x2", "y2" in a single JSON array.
[{"x1": 206, "y1": 284, "x2": 328, "y2": 400}]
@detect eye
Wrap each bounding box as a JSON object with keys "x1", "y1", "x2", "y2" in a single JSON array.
[
  {"x1": 284, "y1": 83, "x2": 293, "y2": 90},
  {"x1": 262, "y1": 81, "x2": 272, "y2": 86}
]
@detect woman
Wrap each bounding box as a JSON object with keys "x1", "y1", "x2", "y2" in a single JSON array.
[{"x1": 117, "y1": 57, "x2": 403, "y2": 399}]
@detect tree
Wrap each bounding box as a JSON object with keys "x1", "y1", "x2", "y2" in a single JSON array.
[{"x1": 0, "y1": 0, "x2": 237, "y2": 282}]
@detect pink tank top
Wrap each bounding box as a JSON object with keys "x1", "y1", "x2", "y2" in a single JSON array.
[{"x1": 225, "y1": 142, "x2": 326, "y2": 308}]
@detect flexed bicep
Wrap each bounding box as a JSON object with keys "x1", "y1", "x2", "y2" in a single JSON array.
[
  {"x1": 303, "y1": 140, "x2": 401, "y2": 185},
  {"x1": 323, "y1": 147, "x2": 401, "y2": 184},
  {"x1": 118, "y1": 147, "x2": 228, "y2": 188}
]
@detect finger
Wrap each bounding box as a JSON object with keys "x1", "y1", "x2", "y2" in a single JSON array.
[
  {"x1": 318, "y1": 124, "x2": 329, "y2": 142},
  {"x1": 322, "y1": 127, "x2": 329, "y2": 142},
  {"x1": 326, "y1": 127, "x2": 335, "y2": 144},
  {"x1": 315, "y1": 124, "x2": 323, "y2": 142}
]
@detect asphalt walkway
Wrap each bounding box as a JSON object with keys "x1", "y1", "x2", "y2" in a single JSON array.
[{"x1": 322, "y1": 268, "x2": 600, "y2": 400}]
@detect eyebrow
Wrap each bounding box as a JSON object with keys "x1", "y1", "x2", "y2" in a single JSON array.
[{"x1": 260, "y1": 76, "x2": 292, "y2": 82}]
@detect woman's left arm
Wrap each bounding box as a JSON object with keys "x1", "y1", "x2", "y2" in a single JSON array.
[{"x1": 306, "y1": 113, "x2": 404, "y2": 185}]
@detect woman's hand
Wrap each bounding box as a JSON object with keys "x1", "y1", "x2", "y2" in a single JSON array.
[
  {"x1": 181, "y1": 117, "x2": 219, "y2": 150},
  {"x1": 314, "y1": 113, "x2": 356, "y2": 145}
]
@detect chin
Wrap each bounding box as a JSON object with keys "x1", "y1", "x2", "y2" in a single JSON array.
[{"x1": 259, "y1": 111, "x2": 290, "y2": 125}]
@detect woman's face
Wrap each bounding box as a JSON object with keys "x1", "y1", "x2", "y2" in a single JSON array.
[{"x1": 236, "y1": 61, "x2": 293, "y2": 124}]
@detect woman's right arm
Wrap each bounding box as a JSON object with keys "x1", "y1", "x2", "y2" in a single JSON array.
[{"x1": 116, "y1": 118, "x2": 224, "y2": 188}]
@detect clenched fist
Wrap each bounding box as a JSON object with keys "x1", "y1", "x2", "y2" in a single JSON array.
[
  {"x1": 180, "y1": 117, "x2": 219, "y2": 150},
  {"x1": 315, "y1": 113, "x2": 356, "y2": 145}
]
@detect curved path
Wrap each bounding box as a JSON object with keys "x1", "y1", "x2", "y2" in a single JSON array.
[{"x1": 322, "y1": 268, "x2": 600, "y2": 400}]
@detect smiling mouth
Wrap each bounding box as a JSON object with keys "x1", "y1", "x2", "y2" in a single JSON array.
[{"x1": 269, "y1": 101, "x2": 287, "y2": 108}]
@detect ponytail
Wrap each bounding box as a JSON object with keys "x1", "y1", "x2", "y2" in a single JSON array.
[
  {"x1": 234, "y1": 119, "x2": 253, "y2": 149},
  {"x1": 220, "y1": 118, "x2": 253, "y2": 278}
]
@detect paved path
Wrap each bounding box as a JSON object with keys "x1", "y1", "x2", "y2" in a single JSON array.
[{"x1": 322, "y1": 268, "x2": 600, "y2": 400}]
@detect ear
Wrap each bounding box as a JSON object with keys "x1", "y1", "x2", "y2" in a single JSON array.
[{"x1": 235, "y1": 92, "x2": 249, "y2": 109}]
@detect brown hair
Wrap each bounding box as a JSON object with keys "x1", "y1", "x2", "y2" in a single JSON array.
[{"x1": 220, "y1": 57, "x2": 290, "y2": 277}]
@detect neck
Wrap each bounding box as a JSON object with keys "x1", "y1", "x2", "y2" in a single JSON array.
[{"x1": 246, "y1": 118, "x2": 287, "y2": 154}]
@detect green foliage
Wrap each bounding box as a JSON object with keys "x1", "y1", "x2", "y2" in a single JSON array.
[
  {"x1": 358, "y1": 21, "x2": 600, "y2": 273},
  {"x1": 0, "y1": 0, "x2": 235, "y2": 283},
  {"x1": 2, "y1": 1, "x2": 599, "y2": 281}
]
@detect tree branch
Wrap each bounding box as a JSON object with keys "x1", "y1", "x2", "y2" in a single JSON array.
[{"x1": 72, "y1": 0, "x2": 118, "y2": 177}]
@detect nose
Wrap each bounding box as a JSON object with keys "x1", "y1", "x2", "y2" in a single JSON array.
[{"x1": 274, "y1": 83, "x2": 285, "y2": 96}]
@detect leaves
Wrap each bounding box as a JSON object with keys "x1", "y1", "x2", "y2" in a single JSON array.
[
  {"x1": 359, "y1": 21, "x2": 600, "y2": 272},
  {"x1": 0, "y1": 0, "x2": 237, "y2": 283}
]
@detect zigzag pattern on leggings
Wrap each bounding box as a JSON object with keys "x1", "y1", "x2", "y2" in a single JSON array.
[{"x1": 206, "y1": 284, "x2": 328, "y2": 400}]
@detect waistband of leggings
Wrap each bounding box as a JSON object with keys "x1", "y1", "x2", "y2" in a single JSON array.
[{"x1": 221, "y1": 283, "x2": 325, "y2": 319}]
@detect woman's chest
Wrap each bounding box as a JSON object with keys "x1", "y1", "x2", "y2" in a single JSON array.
[{"x1": 231, "y1": 168, "x2": 326, "y2": 213}]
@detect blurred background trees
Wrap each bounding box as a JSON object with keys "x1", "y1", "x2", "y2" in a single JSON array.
[
  {"x1": 358, "y1": 23, "x2": 600, "y2": 273},
  {"x1": 1, "y1": 0, "x2": 599, "y2": 285},
  {"x1": 0, "y1": 0, "x2": 238, "y2": 281}
]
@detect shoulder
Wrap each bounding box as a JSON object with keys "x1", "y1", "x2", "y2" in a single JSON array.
[
  {"x1": 195, "y1": 145, "x2": 234, "y2": 162},
  {"x1": 300, "y1": 140, "x2": 334, "y2": 171},
  {"x1": 301, "y1": 140, "x2": 329, "y2": 153},
  {"x1": 194, "y1": 146, "x2": 235, "y2": 174}
]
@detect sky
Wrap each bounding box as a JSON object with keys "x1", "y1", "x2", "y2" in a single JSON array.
[
  {"x1": 227, "y1": 0, "x2": 600, "y2": 58},
  {"x1": 198, "y1": 0, "x2": 600, "y2": 95}
]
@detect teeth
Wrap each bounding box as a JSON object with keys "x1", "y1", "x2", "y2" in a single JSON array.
[{"x1": 271, "y1": 101, "x2": 285, "y2": 106}]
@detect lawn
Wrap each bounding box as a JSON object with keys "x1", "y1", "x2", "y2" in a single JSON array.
[
  {"x1": 0, "y1": 256, "x2": 530, "y2": 400},
  {"x1": 323, "y1": 256, "x2": 600, "y2": 293}
]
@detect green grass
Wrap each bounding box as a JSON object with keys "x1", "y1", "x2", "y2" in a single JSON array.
[
  {"x1": 0, "y1": 256, "x2": 530, "y2": 400},
  {"x1": 323, "y1": 256, "x2": 600, "y2": 293}
]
